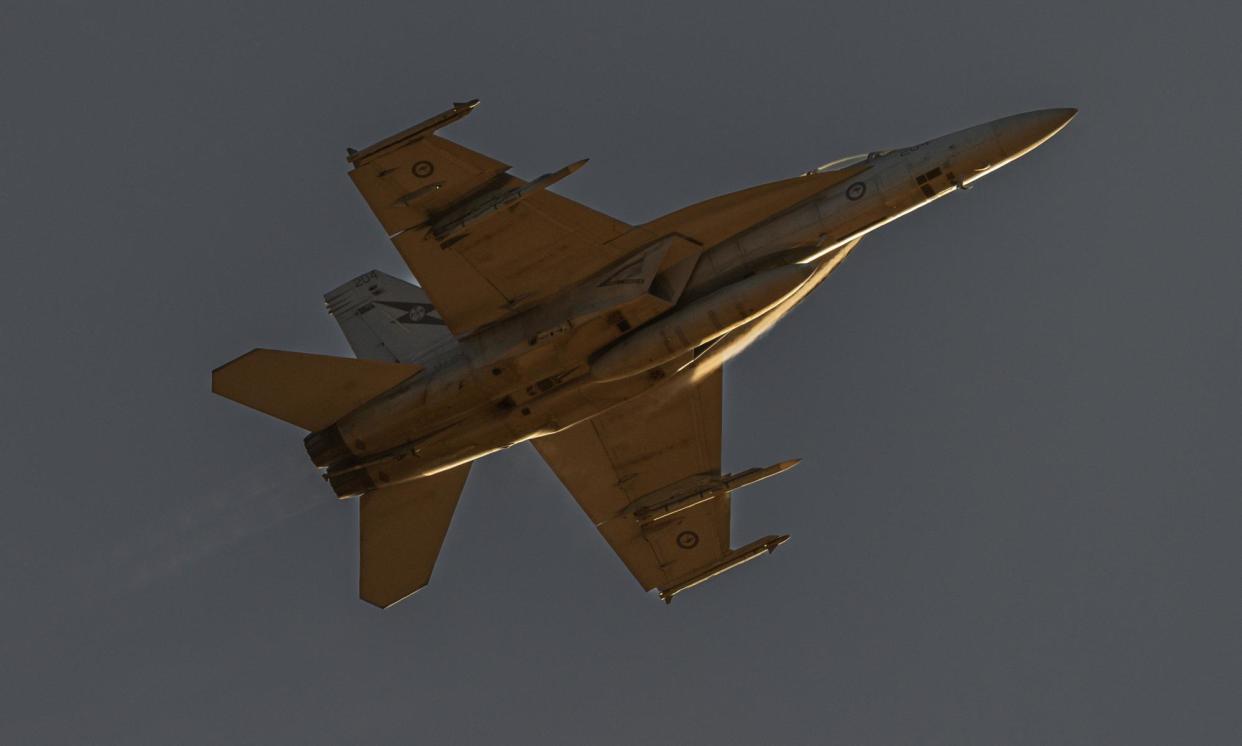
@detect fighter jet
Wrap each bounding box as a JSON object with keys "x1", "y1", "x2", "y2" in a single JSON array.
[{"x1": 213, "y1": 101, "x2": 1076, "y2": 607}]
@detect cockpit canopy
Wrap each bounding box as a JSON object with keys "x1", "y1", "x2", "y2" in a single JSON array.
[{"x1": 806, "y1": 150, "x2": 891, "y2": 174}]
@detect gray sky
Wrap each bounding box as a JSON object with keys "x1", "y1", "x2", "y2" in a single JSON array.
[{"x1": 2, "y1": 1, "x2": 1239, "y2": 743}]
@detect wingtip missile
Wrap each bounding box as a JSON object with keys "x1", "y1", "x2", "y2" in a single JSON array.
[
  {"x1": 766, "y1": 534, "x2": 791, "y2": 553},
  {"x1": 658, "y1": 533, "x2": 791, "y2": 604},
  {"x1": 347, "y1": 98, "x2": 481, "y2": 164},
  {"x1": 527, "y1": 158, "x2": 589, "y2": 191}
]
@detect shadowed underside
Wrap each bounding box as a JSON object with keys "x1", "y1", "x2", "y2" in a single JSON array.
[{"x1": 213, "y1": 101, "x2": 1075, "y2": 607}]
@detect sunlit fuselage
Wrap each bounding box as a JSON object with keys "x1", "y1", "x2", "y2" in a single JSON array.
[{"x1": 316, "y1": 109, "x2": 1076, "y2": 495}]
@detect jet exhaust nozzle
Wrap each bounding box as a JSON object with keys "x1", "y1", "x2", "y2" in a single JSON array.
[
  {"x1": 328, "y1": 468, "x2": 376, "y2": 499},
  {"x1": 305, "y1": 426, "x2": 351, "y2": 468}
]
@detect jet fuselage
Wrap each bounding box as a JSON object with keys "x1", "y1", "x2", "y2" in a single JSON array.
[{"x1": 313, "y1": 109, "x2": 1076, "y2": 496}]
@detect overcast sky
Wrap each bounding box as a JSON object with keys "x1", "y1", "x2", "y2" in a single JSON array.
[{"x1": 2, "y1": 1, "x2": 1239, "y2": 743}]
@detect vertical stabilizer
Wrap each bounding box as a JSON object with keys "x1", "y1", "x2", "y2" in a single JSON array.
[{"x1": 325, "y1": 270, "x2": 455, "y2": 363}]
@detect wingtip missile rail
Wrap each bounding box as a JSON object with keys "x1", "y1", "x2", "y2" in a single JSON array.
[
  {"x1": 346, "y1": 98, "x2": 480, "y2": 164},
  {"x1": 658, "y1": 534, "x2": 791, "y2": 604}
]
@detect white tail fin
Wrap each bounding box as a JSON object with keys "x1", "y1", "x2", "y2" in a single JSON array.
[{"x1": 325, "y1": 270, "x2": 455, "y2": 363}]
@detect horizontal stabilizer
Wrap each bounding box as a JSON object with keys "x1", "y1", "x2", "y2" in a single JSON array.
[
  {"x1": 212, "y1": 349, "x2": 421, "y2": 431},
  {"x1": 360, "y1": 464, "x2": 471, "y2": 608}
]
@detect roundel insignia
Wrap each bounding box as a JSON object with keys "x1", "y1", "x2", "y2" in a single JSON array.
[
  {"x1": 846, "y1": 181, "x2": 867, "y2": 201},
  {"x1": 676, "y1": 531, "x2": 700, "y2": 549},
  {"x1": 412, "y1": 160, "x2": 435, "y2": 178}
]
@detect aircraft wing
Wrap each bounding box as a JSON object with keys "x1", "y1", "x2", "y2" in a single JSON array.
[
  {"x1": 534, "y1": 370, "x2": 787, "y2": 602},
  {"x1": 346, "y1": 101, "x2": 633, "y2": 336}
]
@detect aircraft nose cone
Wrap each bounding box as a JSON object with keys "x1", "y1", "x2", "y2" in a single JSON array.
[{"x1": 991, "y1": 107, "x2": 1077, "y2": 159}]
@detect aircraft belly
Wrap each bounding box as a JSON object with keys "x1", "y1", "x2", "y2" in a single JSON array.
[
  {"x1": 329, "y1": 352, "x2": 695, "y2": 493},
  {"x1": 737, "y1": 202, "x2": 821, "y2": 261},
  {"x1": 688, "y1": 236, "x2": 862, "y2": 374},
  {"x1": 327, "y1": 225, "x2": 860, "y2": 498},
  {"x1": 213, "y1": 100, "x2": 1077, "y2": 602}
]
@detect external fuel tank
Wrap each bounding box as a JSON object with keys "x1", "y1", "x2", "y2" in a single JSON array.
[{"x1": 590, "y1": 263, "x2": 815, "y2": 382}]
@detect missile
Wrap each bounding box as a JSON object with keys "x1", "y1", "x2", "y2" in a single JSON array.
[
  {"x1": 590, "y1": 263, "x2": 815, "y2": 382},
  {"x1": 432, "y1": 158, "x2": 588, "y2": 240},
  {"x1": 524, "y1": 158, "x2": 590, "y2": 193},
  {"x1": 632, "y1": 459, "x2": 801, "y2": 524},
  {"x1": 347, "y1": 99, "x2": 480, "y2": 164},
  {"x1": 658, "y1": 534, "x2": 790, "y2": 604},
  {"x1": 724, "y1": 459, "x2": 802, "y2": 491}
]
